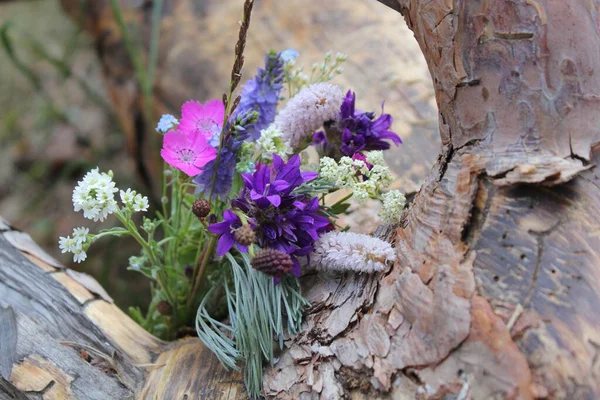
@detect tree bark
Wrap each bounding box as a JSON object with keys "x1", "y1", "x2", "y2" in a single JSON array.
[
  {"x1": 262, "y1": 0, "x2": 600, "y2": 398},
  {"x1": 2, "y1": 0, "x2": 600, "y2": 399}
]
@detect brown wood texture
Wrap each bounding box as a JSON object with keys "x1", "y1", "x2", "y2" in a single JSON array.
[
  {"x1": 262, "y1": 0, "x2": 600, "y2": 398},
  {"x1": 2, "y1": 0, "x2": 600, "y2": 399},
  {"x1": 0, "y1": 221, "x2": 244, "y2": 399}
]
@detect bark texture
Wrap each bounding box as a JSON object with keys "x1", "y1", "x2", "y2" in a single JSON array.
[
  {"x1": 2, "y1": 0, "x2": 600, "y2": 399},
  {"x1": 0, "y1": 220, "x2": 245, "y2": 399},
  {"x1": 263, "y1": 0, "x2": 600, "y2": 398}
]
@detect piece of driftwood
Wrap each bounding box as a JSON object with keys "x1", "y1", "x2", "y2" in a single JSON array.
[{"x1": 2, "y1": 0, "x2": 600, "y2": 399}]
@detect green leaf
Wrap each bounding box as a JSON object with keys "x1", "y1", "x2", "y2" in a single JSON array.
[
  {"x1": 128, "y1": 306, "x2": 145, "y2": 325},
  {"x1": 329, "y1": 202, "x2": 351, "y2": 215},
  {"x1": 98, "y1": 227, "x2": 130, "y2": 236}
]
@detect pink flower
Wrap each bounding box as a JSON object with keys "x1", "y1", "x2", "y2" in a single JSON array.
[
  {"x1": 160, "y1": 130, "x2": 217, "y2": 176},
  {"x1": 178, "y1": 99, "x2": 225, "y2": 146}
]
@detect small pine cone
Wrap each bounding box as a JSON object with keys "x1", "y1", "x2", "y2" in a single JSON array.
[
  {"x1": 192, "y1": 198, "x2": 211, "y2": 219},
  {"x1": 234, "y1": 224, "x2": 256, "y2": 246},
  {"x1": 157, "y1": 301, "x2": 173, "y2": 316},
  {"x1": 251, "y1": 248, "x2": 293, "y2": 278}
]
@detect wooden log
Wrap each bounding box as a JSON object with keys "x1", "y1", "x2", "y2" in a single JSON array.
[
  {"x1": 262, "y1": 0, "x2": 600, "y2": 398},
  {"x1": 0, "y1": 221, "x2": 244, "y2": 399},
  {"x1": 2, "y1": 0, "x2": 600, "y2": 399}
]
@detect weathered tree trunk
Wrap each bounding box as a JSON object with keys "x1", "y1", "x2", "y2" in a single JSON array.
[
  {"x1": 261, "y1": 0, "x2": 600, "y2": 398},
  {"x1": 2, "y1": 0, "x2": 600, "y2": 399}
]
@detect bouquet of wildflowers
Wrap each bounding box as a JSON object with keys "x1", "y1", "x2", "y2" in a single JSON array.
[{"x1": 57, "y1": 0, "x2": 406, "y2": 396}]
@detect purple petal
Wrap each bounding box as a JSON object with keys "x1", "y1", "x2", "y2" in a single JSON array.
[
  {"x1": 300, "y1": 171, "x2": 318, "y2": 182},
  {"x1": 293, "y1": 201, "x2": 306, "y2": 210},
  {"x1": 216, "y1": 234, "x2": 235, "y2": 256},
  {"x1": 208, "y1": 220, "x2": 231, "y2": 235},
  {"x1": 267, "y1": 194, "x2": 281, "y2": 207},
  {"x1": 291, "y1": 258, "x2": 301, "y2": 277}
]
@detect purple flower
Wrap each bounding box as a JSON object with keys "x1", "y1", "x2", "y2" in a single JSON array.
[
  {"x1": 230, "y1": 154, "x2": 331, "y2": 278},
  {"x1": 339, "y1": 91, "x2": 401, "y2": 155},
  {"x1": 193, "y1": 147, "x2": 237, "y2": 199},
  {"x1": 207, "y1": 210, "x2": 250, "y2": 256},
  {"x1": 193, "y1": 110, "x2": 259, "y2": 200},
  {"x1": 313, "y1": 91, "x2": 402, "y2": 158},
  {"x1": 232, "y1": 51, "x2": 284, "y2": 140}
]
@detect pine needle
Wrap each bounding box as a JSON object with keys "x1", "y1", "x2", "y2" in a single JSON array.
[{"x1": 195, "y1": 252, "x2": 308, "y2": 398}]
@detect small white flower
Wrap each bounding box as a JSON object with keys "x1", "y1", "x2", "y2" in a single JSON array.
[
  {"x1": 156, "y1": 114, "x2": 178, "y2": 133},
  {"x1": 352, "y1": 182, "x2": 372, "y2": 204},
  {"x1": 280, "y1": 49, "x2": 299, "y2": 63},
  {"x1": 72, "y1": 227, "x2": 89, "y2": 244},
  {"x1": 257, "y1": 124, "x2": 292, "y2": 160},
  {"x1": 319, "y1": 157, "x2": 340, "y2": 183},
  {"x1": 275, "y1": 83, "x2": 344, "y2": 150},
  {"x1": 58, "y1": 236, "x2": 78, "y2": 254},
  {"x1": 72, "y1": 248, "x2": 87, "y2": 263},
  {"x1": 72, "y1": 168, "x2": 119, "y2": 222},
  {"x1": 335, "y1": 52, "x2": 348, "y2": 62},
  {"x1": 366, "y1": 151, "x2": 385, "y2": 167},
  {"x1": 369, "y1": 165, "x2": 393, "y2": 188},
  {"x1": 379, "y1": 190, "x2": 406, "y2": 225},
  {"x1": 310, "y1": 231, "x2": 396, "y2": 273},
  {"x1": 120, "y1": 188, "x2": 137, "y2": 206},
  {"x1": 133, "y1": 194, "x2": 149, "y2": 212}
]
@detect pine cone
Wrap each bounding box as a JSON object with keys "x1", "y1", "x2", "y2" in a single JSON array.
[
  {"x1": 251, "y1": 248, "x2": 293, "y2": 278},
  {"x1": 192, "y1": 198, "x2": 211, "y2": 219},
  {"x1": 157, "y1": 301, "x2": 173, "y2": 316},
  {"x1": 234, "y1": 224, "x2": 256, "y2": 246}
]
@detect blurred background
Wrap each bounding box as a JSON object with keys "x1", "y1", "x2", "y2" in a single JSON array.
[{"x1": 0, "y1": 0, "x2": 438, "y2": 309}]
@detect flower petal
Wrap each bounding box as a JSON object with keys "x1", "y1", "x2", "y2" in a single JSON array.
[{"x1": 216, "y1": 234, "x2": 235, "y2": 256}]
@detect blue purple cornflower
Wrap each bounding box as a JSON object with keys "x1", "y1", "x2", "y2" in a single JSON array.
[{"x1": 208, "y1": 154, "x2": 331, "y2": 278}]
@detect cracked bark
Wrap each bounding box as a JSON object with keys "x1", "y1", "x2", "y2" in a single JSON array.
[
  {"x1": 2, "y1": 0, "x2": 600, "y2": 399},
  {"x1": 264, "y1": 0, "x2": 600, "y2": 398}
]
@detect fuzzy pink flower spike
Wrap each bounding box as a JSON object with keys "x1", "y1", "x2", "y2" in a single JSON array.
[
  {"x1": 160, "y1": 130, "x2": 217, "y2": 176},
  {"x1": 178, "y1": 99, "x2": 225, "y2": 144}
]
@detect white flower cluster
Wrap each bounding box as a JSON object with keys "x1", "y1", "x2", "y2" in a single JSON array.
[
  {"x1": 379, "y1": 190, "x2": 406, "y2": 224},
  {"x1": 275, "y1": 82, "x2": 344, "y2": 150},
  {"x1": 120, "y1": 188, "x2": 149, "y2": 212},
  {"x1": 256, "y1": 124, "x2": 292, "y2": 160},
  {"x1": 310, "y1": 231, "x2": 396, "y2": 273},
  {"x1": 319, "y1": 151, "x2": 394, "y2": 204},
  {"x1": 58, "y1": 227, "x2": 89, "y2": 263},
  {"x1": 72, "y1": 168, "x2": 119, "y2": 221}
]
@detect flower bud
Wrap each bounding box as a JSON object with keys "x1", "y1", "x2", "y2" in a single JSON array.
[
  {"x1": 192, "y1": 198, "x2": 211, "y2": 219},
  {"x1": 251, "y1": 248, "x2": 293, "y2": 278},
  {"x1": 234, "y1": 224, "x2": 255, "y2": 246},
  {"x1": 157, "y1": 301, "x2": 173, "y2": 316}
]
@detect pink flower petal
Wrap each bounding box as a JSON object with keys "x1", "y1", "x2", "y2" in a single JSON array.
[
  {"x1": 178, "y1": 99, "x2": 225, "y2": 140},
  {"x1": 160, "y1": 129, "x2": 216, "y2": 177},
  {"x1": 202, "y1": 99, "x2": 225, "y2": 123},
  {"x1": 162, "y1": 130, "x2": 189, "y2": 151}
]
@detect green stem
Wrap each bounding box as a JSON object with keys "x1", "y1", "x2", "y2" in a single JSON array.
[
  {"x1": 114, "y1": 211, "x2": 175, "y2": 309},
  {"x1": 330, "y1": 192, "x2": 352, "y2": 209},
  {"x1": 186, "y1": 235, "x2": 218, "y2": 310}
]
